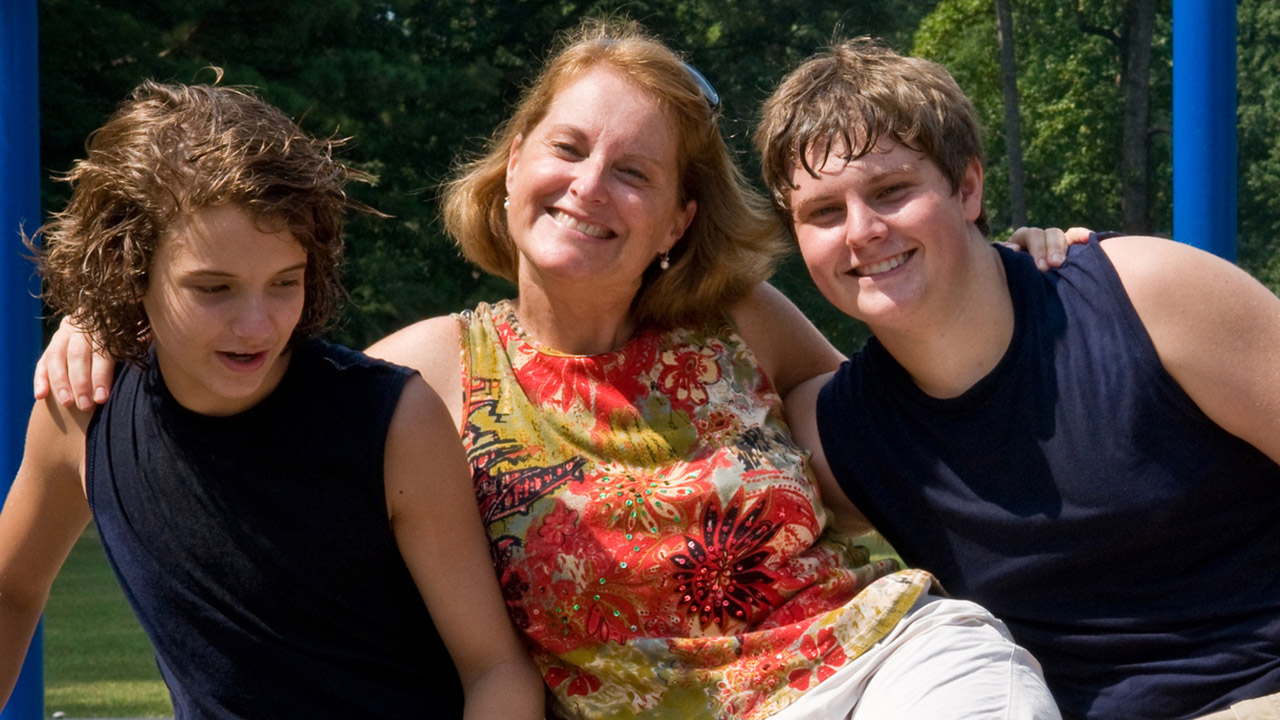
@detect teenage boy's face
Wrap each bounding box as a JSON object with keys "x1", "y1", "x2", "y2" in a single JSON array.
[
  {"x1": 142, "y1": 203, "x2": 307, "y2": 416},
  {"x1": 788, "y1": 138, "x2": 983, "y2": 332}
]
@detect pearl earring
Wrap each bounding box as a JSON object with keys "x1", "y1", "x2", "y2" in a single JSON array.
[
  {"x1": 503, "y1": 196, "x2": 510, "y2": 209},
  {"x1": 659, "y1": 252, "x2": 671, "y2": 271}
]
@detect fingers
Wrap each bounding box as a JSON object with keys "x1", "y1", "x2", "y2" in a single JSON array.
[
  {"x1": 1065, "y1": 226, "x2": 1093, "y2": 245},
  {"x1": 65, "y1": 330, "x2": 98, "y2": 411},
  {"x1": 39, "y1": 318, "x2": 75, "y2": 407},
  {"x1": 91, "y1": 352, "x2": 114, "y2": 405},
  {"x1": 35, "y1": 316, "x2": 112, "y2": 410},
  {"x1": 1006, "y1": 226, "x2": 1061, "y2": 271},
  {"x1": 33, "y1": 352, "x2": 50, "y2": 400}
]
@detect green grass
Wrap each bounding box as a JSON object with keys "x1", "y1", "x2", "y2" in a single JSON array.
[{"x1": 43, "y1": 525, "x2": 172, "y2": 718}]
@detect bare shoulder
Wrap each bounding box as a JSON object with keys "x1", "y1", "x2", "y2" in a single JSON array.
[
  {"x1": 366, "y1": 315, "x2": 464, "y2": 427},
  {"x1": 0, "y1": 398, "x2": 94, "y2": 600},
  {"x1": 728, "y1": 282, "x2": 844, "y2": 398},
  {"x1": 383, "y1": 376, "x2": 462, "y2": 506},
  {"x1": 1100, "y1": 234, "x2": 1278, "y2": 339},
  {"x1": 24, "y1": 396, "x2": 93, "y2": 478},
  {"x1": 1101, "y1": 234, "x2": 1280, "y2": 462}
]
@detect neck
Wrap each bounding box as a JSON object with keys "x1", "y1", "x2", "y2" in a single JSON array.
[
  {"x1": 514, "y1": 281, "x2": 639, "y2": 356},
  {"x1": 873, "y1": 244, "x2": 1015, "y2": 399}
]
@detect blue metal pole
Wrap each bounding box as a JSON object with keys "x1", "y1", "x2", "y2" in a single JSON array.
[
  {"x1": 1172, "y1": 0, "x2": 1237, "y2": 260},
  {"x1": 0, "y1": 1, "x2": 44, "y2": 718}
]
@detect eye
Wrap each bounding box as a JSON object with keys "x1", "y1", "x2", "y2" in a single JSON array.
[
  {"x1": 197, "y1": 284, "x2": 229, "y2": 294},
  {"x1": 548, "y1": 139, "x2": 584, "y2": 158},
  {"x1": 619, "y1": 166, "x2": 650, "y2": 183},
  {"x1": 878, "y1": 183, "x2": 910, "y2": 201},
  {"x1": 274, "y1": 277, "x2": 303, "y2": 288},
  {"x1": 800, "y1": 204, "x2": 845, "y2": 226}
]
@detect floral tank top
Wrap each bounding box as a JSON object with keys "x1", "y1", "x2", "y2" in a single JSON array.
[{"x1": 457, "y1": 300, "x2": 931, "y2": 720}]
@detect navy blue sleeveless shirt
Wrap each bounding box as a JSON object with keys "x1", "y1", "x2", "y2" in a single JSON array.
[
  {"x1": 817, "y1": 238, "x2": 1280, "y2": 720},
  {"x1": 85, "y1": 338, "x2": 464, "y2": 719}
]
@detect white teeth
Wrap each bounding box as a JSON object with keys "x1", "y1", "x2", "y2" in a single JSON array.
[
  {"x1": 855, "y1": 252, "x2": 910, "y2": 277},
  {"x1": 552, "y1": 210, "x2": 611, "y2": 238}
]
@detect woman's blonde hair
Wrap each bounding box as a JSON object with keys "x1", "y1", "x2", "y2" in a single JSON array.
[{"x1": 442, "y1": 17, "x2": 785, "y2": 328}]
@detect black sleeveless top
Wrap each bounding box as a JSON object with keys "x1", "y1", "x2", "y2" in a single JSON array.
[
  {"x1": 85, "y1": 338, "x2": 464, "y2": 719},
  {"x1": 818, "y1": 238, "x2": 1280, "y2": 720}
]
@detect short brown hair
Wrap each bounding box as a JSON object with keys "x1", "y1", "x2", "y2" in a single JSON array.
[
  {"x1": 755, "y1": 37, "x2": 989, "y2": 235},
  {"x1": 442, "y1": 17, "x2": 785, "y2": 328},
  {"x1": 34, "y1": 78, "x2": 372, "y2": 362}
]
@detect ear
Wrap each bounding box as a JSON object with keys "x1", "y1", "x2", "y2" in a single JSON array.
[
  {"x1": 958, "y1": 157, "x2": 984, "y2": 224},
  {"x1": 505, "y1": 134, "x2": 524, "y2": 196},
  {"x1": 664, "y1": 199, "x2": 697, "y2": 254}
]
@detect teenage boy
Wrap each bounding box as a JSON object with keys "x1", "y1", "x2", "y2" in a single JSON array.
[
  {"x1": 0, "y1": 79, "x2": 542, "y2": 719},
  {"x1": 755, "y1": 38, "x2": 1280, "y2": 720}
]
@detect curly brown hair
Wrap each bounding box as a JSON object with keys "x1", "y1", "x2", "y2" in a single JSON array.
[
  {"x1": 755, "y1": 37, "x2": 989, "y2": 236},
  {"x1": 441, "y1": 17, "x2": 785, "y2": 329},
  {"x1": 33, "y1": 77, "x2": 374, "y2": 363}
]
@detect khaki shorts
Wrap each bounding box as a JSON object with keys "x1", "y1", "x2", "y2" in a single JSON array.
[{"x1": 1197, "y1": 691, "x2": 1280, "y2": 720}]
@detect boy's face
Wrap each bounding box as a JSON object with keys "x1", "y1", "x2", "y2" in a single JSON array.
[
  {"x1": 788, "y1": 138, "x2": 983, "y2": 333},
  {"x1": 142, "y1": 203, "x2": 307, "y2": 416}
]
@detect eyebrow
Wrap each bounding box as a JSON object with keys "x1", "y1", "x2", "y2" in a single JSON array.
[
  {"x1": 542, "y1": 123, "x2": 667, "y2": 169},
  {"x1": 182, "y1": 262, "x2": 308, "y2": 279}
]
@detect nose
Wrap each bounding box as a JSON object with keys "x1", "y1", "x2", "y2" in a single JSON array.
[
  {"x1": 844, "y1": 200, "x2": 887, "y2": 249},
  {"x1": 569, "y1": 157, "x2": 608, "y2": 204},
  {"x1": 231, "y1": 294, "x2": 274, "y2": 340}
]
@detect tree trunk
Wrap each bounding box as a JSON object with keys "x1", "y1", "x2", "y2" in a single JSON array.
[
  {"x1": 994, "y1": 0, "x2": 1027, "y2": 228},
  {"x1": 1121, "y1": 0, "x2": 1156, "y2": 233}
]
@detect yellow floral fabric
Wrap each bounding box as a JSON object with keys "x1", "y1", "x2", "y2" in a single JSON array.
[{"x1": 457, "y1": 300, "x2": 930, "y2": 720}]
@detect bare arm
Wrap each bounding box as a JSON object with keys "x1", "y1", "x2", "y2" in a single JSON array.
[
  {"x1": 0, "y1": 399, "x2": 93, "y2": 704},
  {"x1": 366, "y1": 315, "x2": 466, "y2": 430},
  {"x1": 783, "y1": 374, "x2": 875, "y2": 537},
  {"x1": 1103, "y1": 235, "x2": 1280, "y2": 463},
  {"x1": 729, "y1": 282, "x2": 847, "y2": 399},
  {"x1": 384, "y1": 378, "x2": 543, "y2": 720}
]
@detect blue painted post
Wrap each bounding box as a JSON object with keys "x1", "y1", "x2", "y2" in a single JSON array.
[
  {"x1": 0, "y1": 1, "x2": 44, "y2": 719},
  {"x1": 1172, "y1": 0, "x2": 1237, "y2": 260}
]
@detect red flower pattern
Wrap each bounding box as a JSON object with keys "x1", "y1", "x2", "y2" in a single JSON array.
[
  {"x1": 786, "y1": 627, "x2": 848, "y2": 691},
  {"x1": 657, "y1": 344, "x2": 722, "y2": 411},
  {"x1": 670, "y1": 492, "x2": 781, "y2": 628}
]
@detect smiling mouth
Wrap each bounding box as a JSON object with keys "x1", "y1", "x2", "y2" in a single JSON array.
[
  {"x1": 551, "y1": 210, "x2": 614, "y2": 239},
  {"x1": 854, "y1": 250, "x2": 914, "y2": 277}
]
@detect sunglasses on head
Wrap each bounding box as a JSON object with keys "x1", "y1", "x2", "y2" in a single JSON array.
[{"x1": 681, "y1": 61, "x2": 721, "y2": 113}]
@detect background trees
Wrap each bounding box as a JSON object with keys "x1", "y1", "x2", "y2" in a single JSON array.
[{"x1": 35, "y1": 0, "x2": 1278, "y2": 352}]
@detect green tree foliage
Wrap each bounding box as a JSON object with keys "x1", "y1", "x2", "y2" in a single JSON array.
[
  {"x1": 915, "y1": 0, "x2": 1173, "y2": 241},
  {"x1": 1237, "y1": 0, "x2": 1280, "y2": 293},
  {"x1": 37, "y1": 0, "x2": 935, "y2": 350}
]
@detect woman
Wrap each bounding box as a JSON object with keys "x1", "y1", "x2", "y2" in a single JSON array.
[{"x1": 35, "y1": 20, "x2": 1074, "y2": 719}]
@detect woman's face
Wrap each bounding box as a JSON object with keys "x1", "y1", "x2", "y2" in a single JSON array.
[{"x1": 505, "y1": 65, "x2": 696, "y2": 299}]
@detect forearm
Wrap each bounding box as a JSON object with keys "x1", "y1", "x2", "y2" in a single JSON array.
[
  {"x1": 462, "y1": 657, "x2": 545, "y2": 720},
  {"x1": 0, "y1": 597, "x2": 45, "y2": 707}
]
